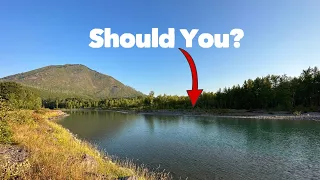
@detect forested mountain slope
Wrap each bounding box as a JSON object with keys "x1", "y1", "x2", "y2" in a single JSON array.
[{"x1": 0, "y1": 64, "x2": 144, "y2": 99}]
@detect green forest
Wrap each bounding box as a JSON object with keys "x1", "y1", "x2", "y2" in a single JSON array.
[
  {"x1": 1, "y1": 67, "x2": 320, "y2": 112},
  {"x1": 0, "y1": 82, "x2": 42, "y2": 110}
]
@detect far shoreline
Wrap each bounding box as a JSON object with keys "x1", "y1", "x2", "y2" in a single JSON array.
[{"x1": 60, "y1": 108, "x2": 320, "y2": 121}]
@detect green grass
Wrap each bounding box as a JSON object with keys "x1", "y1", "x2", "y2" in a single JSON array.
[{"x1": 0, "y1": 121, "x2": 13, "y2": 144}]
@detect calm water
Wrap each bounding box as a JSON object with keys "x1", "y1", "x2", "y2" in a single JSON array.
[{"x1": 58, "y1": 110, "x2": 320, "y2": 180}]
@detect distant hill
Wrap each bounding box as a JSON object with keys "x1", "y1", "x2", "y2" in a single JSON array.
[{"x1": 0, "y1": 64, "x2": 144, "y2": 99}]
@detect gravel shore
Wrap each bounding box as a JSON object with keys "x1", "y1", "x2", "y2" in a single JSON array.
[
  {"x1": 136, "y1": 110, "x2": 320, "y2": 121},
  {"x1": 61, "y1": 108, "x2": 320, "y2": 121}
]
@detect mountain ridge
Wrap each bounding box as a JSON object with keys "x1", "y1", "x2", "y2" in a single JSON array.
[{"x1": 0, "y1": 64, "x2": 144, "y2": 99}]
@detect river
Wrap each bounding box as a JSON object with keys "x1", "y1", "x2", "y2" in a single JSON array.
[{"x1": 57, "y1": 110, "x2": 320, "y2": 180}]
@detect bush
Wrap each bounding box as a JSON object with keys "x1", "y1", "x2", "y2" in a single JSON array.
[
  {"x1": 0, "y1": 99, "x2": 13, "y2": 144},
  {"x1": 0, "y1": 82, "x2": 42, "y2": 110},
  {"x1": 309, "y1": 106, "x2": 319, "y2": 112},
  {"x1": 293, "y1": 105, "x2": 308, "y2": 113},
  {"x1": 293, "y1": 111, "x2": 302, "y2": 116},
  {"x1": 0, "y1": 121, "x2": 13, "y2": 144}
]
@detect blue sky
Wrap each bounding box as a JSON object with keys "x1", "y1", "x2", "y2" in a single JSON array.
[{"x1": 1, "y1": 0, "x2": 319, "y2": 95}]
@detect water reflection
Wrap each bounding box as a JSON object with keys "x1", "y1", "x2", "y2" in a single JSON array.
[
  {"x1": 58, "y1": 110, "x2": 140, "y2": 141},
  {"x1": 144, "y1": 114, "x2": 182, "y2": 130},
  {"x1": 58, "y1": 111, "x2": 320, "y2": 180}
]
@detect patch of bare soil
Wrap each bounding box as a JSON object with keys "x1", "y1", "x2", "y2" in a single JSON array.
[{"x1": 0, "y1": 144, "x2": 30, "y2": 179}]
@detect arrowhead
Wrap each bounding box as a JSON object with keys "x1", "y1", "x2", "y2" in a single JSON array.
[{"x1": 187, "y1": 89, "x2": 203, "y2": 107}]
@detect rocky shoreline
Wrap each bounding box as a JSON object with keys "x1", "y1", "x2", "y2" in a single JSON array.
[
  {"x1": 134, "y1": 110, "x2": 320, "y2": 121},
  {"x1": 60, "y1": 108, "x2": 320, "y2": 121},
  {"x1": 47, "y1": 110, "x2": 69, "y2": 120}
]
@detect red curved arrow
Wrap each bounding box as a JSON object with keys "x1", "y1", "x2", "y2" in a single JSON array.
[{"x1": 179, "y1": 48, "x2": 203, "y2": 107}]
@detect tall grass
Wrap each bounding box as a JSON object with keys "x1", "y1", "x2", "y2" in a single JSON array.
[{"x1": 0, "y1": 109, "x2": 172, "y2": 180}]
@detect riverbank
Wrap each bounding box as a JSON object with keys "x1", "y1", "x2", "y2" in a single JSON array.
[
  {"x1": 0, "y1": 109, "x2": 171, "y2": 179},
  {"x1": 62, "y1": 108, "x2": 320, "y2": 121},
  {"x1": 132, "y1": 109, "x2": 320, "y2": 121}
]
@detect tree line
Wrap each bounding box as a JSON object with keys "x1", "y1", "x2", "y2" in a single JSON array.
[
  {"x1": 0, "y1": 82, "x2": 42, "y2": 109},
  {"x1": 42, "y1": 66, "x2": 320, "y2": 112},
  {"x1": 1, "y1": 66, "x2": 320, "y2": 112}
]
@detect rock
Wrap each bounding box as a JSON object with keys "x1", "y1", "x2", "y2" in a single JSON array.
[
  {"x1": 81, "y1": 153, "x2": 98, "y2": 168},
  {"x1": 0, "y1": 144, "x2": 29, "y2": 163},
  {"x1": 0, "y1": 144, "x2": 31, "y2": 179}
]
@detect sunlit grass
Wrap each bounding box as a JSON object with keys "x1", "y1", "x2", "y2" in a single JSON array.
[{"x1": 1, "y1": 109, "x2": 172, "y2": 180}]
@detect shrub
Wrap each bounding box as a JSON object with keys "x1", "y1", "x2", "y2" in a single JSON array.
[
  {"x1": 293, "y1": 111, "x2": 302, "y2": 116},
  {"x1": 0, "y1": 121, "x2": 13, "y2": 144},
  {"x1": 294, "y1": 105, "x2": 308, "y2": 113},
  {"x1": 0, "y1": 98, "x2": 13, "y2": 144}
]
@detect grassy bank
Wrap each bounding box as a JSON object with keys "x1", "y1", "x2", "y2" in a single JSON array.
[{"x1": 0, "y1": 109, "x2": 171, "y2": 179}]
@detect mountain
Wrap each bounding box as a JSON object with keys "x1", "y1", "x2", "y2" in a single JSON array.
[{"x1": 0, "y1": 64, "x2": 144, "y2": 99}]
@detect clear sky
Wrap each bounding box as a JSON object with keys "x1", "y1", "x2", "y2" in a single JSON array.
[{"x1": 1, "y1": 0, "x2": 319, "y2": 95}]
